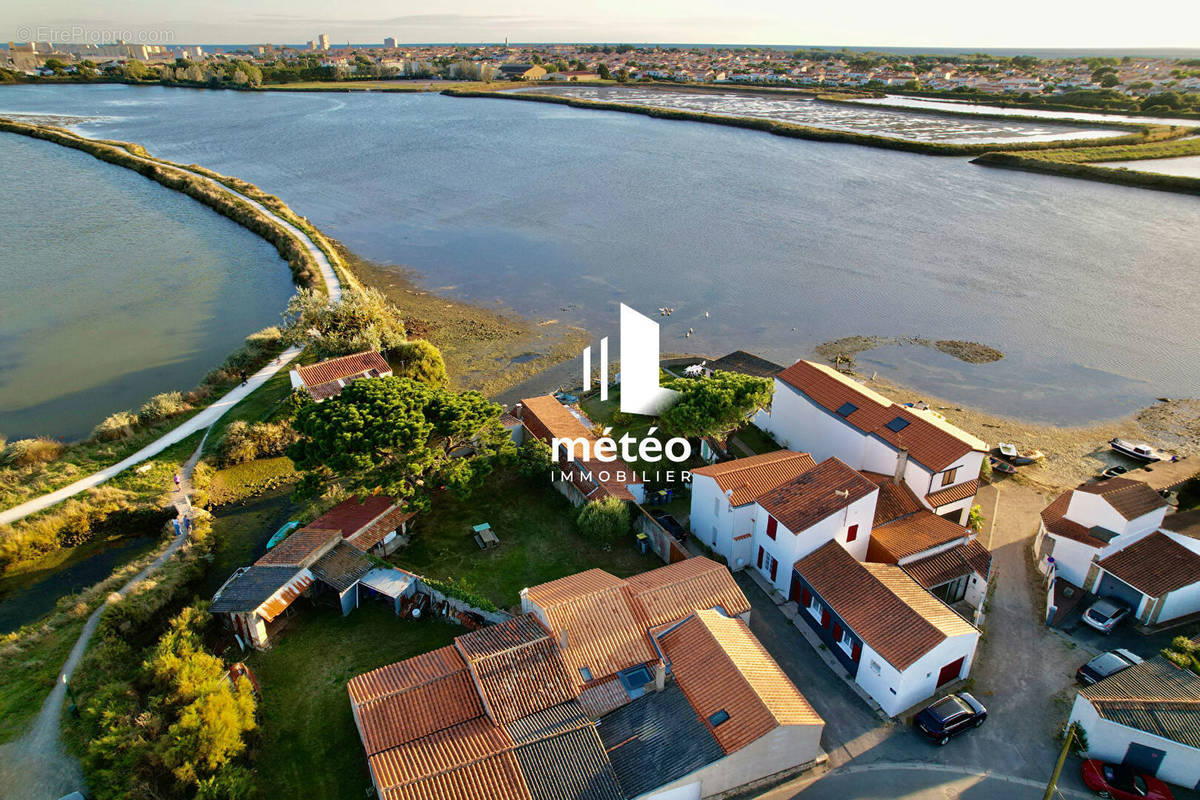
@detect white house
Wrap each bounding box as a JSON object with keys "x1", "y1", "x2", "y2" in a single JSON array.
[
  {"x1": 793, "y1": 540, "x2": 981, "y2": 718},
  {"x1": 750, "y1": 457, "x2": 878, "y2": 596},
  {"x1": 1069, "y1": 651, "x2": 1200, "y2": 789},
  {"x1": 689, "y1": 450, "x2": 817, "y2": 567},
  {"x1": 754, "y1": 361, "x2": 987, "y2": 525},
  {"x1": 1035, "y1": 477, "x2": 1170, "y2": 590}
]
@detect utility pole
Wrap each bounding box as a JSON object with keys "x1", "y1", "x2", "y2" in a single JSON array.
[{"x1": 1042, "y1": 723, "x2": 1074, "y2": 800}]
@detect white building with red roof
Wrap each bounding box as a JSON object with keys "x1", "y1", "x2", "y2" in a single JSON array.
[{"x1": 289, "y1": 350, "x2": 392, "y2": 401}]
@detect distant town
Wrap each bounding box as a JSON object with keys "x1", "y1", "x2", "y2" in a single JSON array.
[{"x1": 5, "y1": 37, "x2": 1200, "y2": 111}]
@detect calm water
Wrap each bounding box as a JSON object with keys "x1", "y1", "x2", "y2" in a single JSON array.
[
  {"x1": 0, "y1": 132, "x2": 295, "y2": 440},
  {"x1": 1094, "y1": 155, "x2": 1200, "y2": 179},
  {"x1": 513, "y1": 85, "x2": 1125, "y2": 143},
  {"x1": 1, "y1": 84, "x2": 1198, "y2": 424}
]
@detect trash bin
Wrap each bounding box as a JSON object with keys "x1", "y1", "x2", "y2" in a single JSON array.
[{"x1": 635, "y1": 532, "x2": 649, "y2": 554}]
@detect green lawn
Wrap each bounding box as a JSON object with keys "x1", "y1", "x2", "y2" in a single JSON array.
[
  {"x1": 247, "y1": 604, "x2": 460, "y2": 799},
  {"x1": 392, "y1": 467, "x2": 659, "y2": 611},
  {"x1": 730, "y1": 423, "x2": 781, "y2": 456}
]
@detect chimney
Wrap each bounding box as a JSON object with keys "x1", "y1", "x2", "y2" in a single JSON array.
[
  {"x1": 893, "y1": 448, "x2": 909, "y2": 485},
  {"x1": 654, "y1": 661, "x2": 666, "y2": 692}
]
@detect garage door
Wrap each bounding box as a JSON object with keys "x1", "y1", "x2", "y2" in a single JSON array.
[
  {"x1": 937, "y1": 656, "x2": 965, "y2": 687},
  {"x1": 1123, "y1": 742, "x2": 1166, "y2": 775},
  {"x1": 1097, "y1": 571, "x2": 1144, "y2": 611}
]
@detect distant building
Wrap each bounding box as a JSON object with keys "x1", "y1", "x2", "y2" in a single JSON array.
[
  {"x1": 383, "y1": 36, "x2": 397, "y2": 49},
  {"x1": 318, "y1": 33, "x2": 330, "y2": 51},
  {"x1": 496, "y1": 63, "x2": 547, "y2": 81}
]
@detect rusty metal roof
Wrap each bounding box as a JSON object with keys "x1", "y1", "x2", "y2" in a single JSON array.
[{"x1": 258, "y1": 571, "x2": 314, "y2": 622}]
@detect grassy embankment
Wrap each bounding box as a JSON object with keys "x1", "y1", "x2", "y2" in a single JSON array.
[{"x1": 442, "y1": 87, "x2": 1185, "y2": 157}]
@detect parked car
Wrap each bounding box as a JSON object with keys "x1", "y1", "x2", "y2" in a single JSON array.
[
  {"x1": 1082, "y1": 598, "x2": 1131, "y2": 634},
  {"x1": 914, "y1": 692, "x2": 987, "y2": 745},
  {"x1": 1081, "y1": 759, "x2": 1173, "y2": 800},
  {"x1": 1077, "y1": 649, "x2": 1143, "y2": 686}
]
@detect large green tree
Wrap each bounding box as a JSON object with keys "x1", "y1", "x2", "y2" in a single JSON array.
[
  {"x1": 288, "y1": 376, "x2": 511, "y2": 508},
  {"x1": 281, "y1": 286, "x2": 407, "y2": 358},
  {"x1": 659, "y1": 371, "x2": 772, "y2": 441}
]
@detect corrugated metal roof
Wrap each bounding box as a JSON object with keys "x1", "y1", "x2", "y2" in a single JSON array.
[
  {"x1": 867, "y1": 511, "x2": 970, "y2": 562},
  {"x1": 504, "y1": 701, "x2": 592, "y2": 746},
  {"x1": 795, "y1": 541, "x2": 977, "y2": 671},
  {"x1": 756, "y1": 457, "x2": 877, "y2": 534},
  {"x1": 309, "y1": 542, "x2": 372, "y2": 592},
  {"x1": 624, "y1": 556, "x2": 751, "y2": 628},
  {"x1": 691, "y1": 450, "x2": 817, "y2": 507},
  {"x1": 296, "y1": 350, "x2": 391, "y2": 388},
  {"x1": 1082, "y1": 655, "x2": 1200, "y2": 747},
  {"x1": 1098, "y1": 532, "x2": 1200, "y2": 598},
  {"x1": 597, "y1": 682, "x2": 724, "y2": 798},
  {"x1": 514, "y1": 726, "x2": 624, "y2": 800},
  {"x1": 349, "y1": 506, "x2": 415, "y2": 552},
  {"x1": 210, "y1": 565, "x2": 303, "y2": 615},
  {"x1": 258, "y1": 571, "x2": 314, "y2": 622},
  {"x1": 659, "y1": 610, "x2": 822, "y2": 755},
  {"x1": 774, "y1": 360, "x2": 984, "y2": 471}
]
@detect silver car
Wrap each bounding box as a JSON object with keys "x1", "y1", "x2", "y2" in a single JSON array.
[{"x1": 1081, "y1": 598, "x2": 1130, "y2": 634}]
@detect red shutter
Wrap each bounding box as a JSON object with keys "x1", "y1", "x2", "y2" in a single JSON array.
[
  {"x1": 821, "y1": 609, "x2": 830, "y2": 628},
  {"x1": 801, "y1": 588, "x2": 811, "y2": 607},
  {"x1": 757, "y1": 546, "x2": 764, "y2": 568},
  {"x1": 766, "y1": 516, "x2": 778, "y2": 540},
  {"x1": 851, "y1": 641, "x2": 862, "y2": 661},
  {"x1": 832, "y1": 623, "x2": 842, "y2": 641},
  {"x1": 846, "y1": 524, "x2": 858, "y2": 543},
  {"x1": 769, "y1": 559, "x2": 778, "y2": 581}
]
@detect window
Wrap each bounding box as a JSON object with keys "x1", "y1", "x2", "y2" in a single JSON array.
[
  {"x1": 579, "y1": 666, "x2": 593, "y2": 682},
  {"x1": 836, "y1": 402, "x2": 857, "y2": 417},
  {"x1": 846, "y1": 523, "x2": 859, "y2": 543},
  {"x1": 708, "y1": 709, "x2": 730, "y2": 727},
  {"x1": 766, "y1": 515, "x2": 778, "y2": 540},
  {"x1": 885, "y1": 416, "x2": 910, "y2": 433},
  {"x1": 807, "y1": 595, "x2": 821, "y2": 619},
  {"x1": 942, "y1": 468, "x2": 958, "y2": 487}
]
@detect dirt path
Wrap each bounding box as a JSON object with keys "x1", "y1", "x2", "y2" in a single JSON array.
[{"x1": 0, "y1": 439, "x2": 207, "y2": 800}]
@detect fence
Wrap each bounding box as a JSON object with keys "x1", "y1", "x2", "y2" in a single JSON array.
[{"x1": 632, "y1": 505, "x2": 689, "y2": 564}]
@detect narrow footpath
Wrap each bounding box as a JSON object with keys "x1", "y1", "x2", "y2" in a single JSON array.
[{"x1": 0, "y1": 153, "x2": 341, "y2": 527}]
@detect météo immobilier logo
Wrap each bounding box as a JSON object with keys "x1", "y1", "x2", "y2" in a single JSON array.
[{"x1": 553, "y1": 304, "x2": 693, "y2": 467}]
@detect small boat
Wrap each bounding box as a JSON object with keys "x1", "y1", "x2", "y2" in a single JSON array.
[
  {"x1": 1109, "y1": 438, "x2": 1169, "y2": 463},
  {"x1": 1101, "y1": 465, "x2": 1128, "y2": 479},
  {"x1": 997, "y1": 443, "x2": 1045, "y2": 466},
  {"x1": 989, "y1": 455, "x2": 1017, "y2": 475},
  {"x1": 266, "y1": 521, "x2": 300, "y2": 550}
]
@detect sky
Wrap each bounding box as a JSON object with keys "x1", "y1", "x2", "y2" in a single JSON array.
[{"x1": 4, "y1": 0, "x2": 1200, "y2": 50}]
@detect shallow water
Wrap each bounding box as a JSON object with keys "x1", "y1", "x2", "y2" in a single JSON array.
[
  {"x1": 0, "y1": 133, "x2": 295, "y2": 440},
  {"x1": 1093, "y1": 155, "x2": 1200, "y2": 179},
  {"x1": 1, "y1": 83, "x2": 1198, "y2": 424}
]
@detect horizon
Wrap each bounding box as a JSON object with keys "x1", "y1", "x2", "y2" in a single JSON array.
[{"x1": 4, "y1": 1, "x2": 1200, "y2": 51}]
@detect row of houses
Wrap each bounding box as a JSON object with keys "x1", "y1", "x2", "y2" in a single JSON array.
[{"x1": 348, "y1": 557, "x2": 826, "y2": 800}]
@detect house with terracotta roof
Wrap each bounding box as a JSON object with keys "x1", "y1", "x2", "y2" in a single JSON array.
[
  {"x1": 210, "y1": 495, "x2": 415, "y2": 647},
  {"x1": 350, "y1": 561, "x2": 824, "y2": 800},
  {"x1": 754, "y1": 360, "x2": 987, "y2": 526},
  {"x1": 1068, "y1": 647, "x2": 1200, "y2": 789},
  {"x1": 289, "y1": 350, "x2": 392, "y2": 401},
  {"x1": 516, "y1": 394, "x2": 645, "y2": 505},
  {"x1": 749, "y1": 457, "x2": 878, "y2": 596},
  {"x1": 1035, "y1": 477, "x2": 1173, "y2": 609},
  {"x1": 792, "y1": 540, "x2": 981, "y2": 717},
  {"x1": 689, "y1": 450, "x2": 816, "y2": 566}
]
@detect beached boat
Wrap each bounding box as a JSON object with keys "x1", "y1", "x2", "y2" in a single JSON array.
[
  {"x1": 1109, "y1": 438, "x2": 1169, "y2": 463},
  {"x1": 989, "y1": 455, "x2": 1017, "y2": 475},
  {"x1": 1101, "y1": 465, "x2": 1129, "y2": 479},
  {"x1": 997, "y1": 442, "x2": 1045, "y2": 466},
  {"x1": 266, "y1": 521, "x2": 300, "y2": 550}
]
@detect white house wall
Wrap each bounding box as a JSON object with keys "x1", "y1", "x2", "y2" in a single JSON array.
[
  {"x1": 855, "y1": 632, "x2": 979, "y2": 718},
  {"x1": 689, "y1": 475, "x2": 756, "y2": 560},
  {"x1": 1070, "y1": 695, "x2": 1200, "y2": 788},
  {"x1": 755, "y1": 383, "x2": 869, "y2": 467},
  {"x1": 752, "y1": 492, "x2": 877, "y2": 595},
  {"x1": 1159, "y1": 581, "x2": 1200, "y2": 624},
  {"x1": 1044, "y1": 533, "x2": 1101, "y2": 588}
]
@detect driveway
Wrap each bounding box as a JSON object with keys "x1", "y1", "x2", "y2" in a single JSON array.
[{"x1": 1055, "y1": 596, "x2": 1199, "y2": 660}]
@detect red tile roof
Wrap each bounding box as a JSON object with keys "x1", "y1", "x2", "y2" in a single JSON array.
[
  {"x1": 861, "y1": 471, "x2": 925, "y2": 526},
  {"x1": 1076, "y1": 478, "x2": 1169, "y2": 520},
  {"x1": 756, "y1": 457, "x2": 877, "y2": 534},
  {"x1": 348, "y1": 506, "x2": 415, "y2": 552},
  {"x1": 774, "y1": 360, "x2": 985, "y2": 471},
  {"x1": 659, "y1": 610, "x2": 822, "y2": 754},
  {"x1": 296, "y1": 350, "x2": 391, "y2": 388},
  {"x1": 690, "y1": 451, "x2": 817, "y2": 507},
  {"x1": 1040, "y1": 491, "x2": 1107, "y2": 548},
  {"x1": 356, "y1": 667, "x2": 485, "y2": 756},
  {"x1": 309, "y1": 495, "x2": 398, "y2": 538},
  {"x1": 623, "y1": 557, "x2": 751, "y2": 628},
  {"x1": 348, "y1": 645, "x2": 470, "y2": 707},
  {"x1": 926, "y1": 479, "x2": 980, "y2": 509},
  {"x1": 867, "y1": 511, "x2": 970, "y2": 563},
  {"x1": 378, "y1": 750, "x2": 531, "y2": 800},
  {"x1": 1098, "y1": 532, "x2": 1200, "y2": 598},
  {"x1": 795, "y1": 541, "x2": 977, "y2": 670},
  {"x1": 368, "y1": 717, "x2": 515, "y2": 795},
  {"x1": 1163, "y1": 510, "x2": 1200, "y2": 541},
  {"x1": 519, "y1": 395, "x2": 594, "y2": 443},
  {"x1": 902, "y1": 540, "x2": 993, "y2": 589}
]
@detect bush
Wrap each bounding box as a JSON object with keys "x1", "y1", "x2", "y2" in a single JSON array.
[
  {"x1": 282, "y1": 286, "x2": 406, "y2": 357},
  {"x1": 91, "y1": 410, "x2": 139, "y2": 442},
  {"x1": 423, "y1": 575, "x2": 498, "y2": 612},
  {"x1": 138, "y1": 392, "x2": 189, "y2": 424},
  {"x1": 203, "y1": 327, "x2": 284, "y2": 387},
  {"x1": 1, "y1": 437, "x2": 64, "y2": 466},
  {"x1": 514, "y1": 439, "x2": 553, "y2": 479},
  {"x1": 391, "y1": 339, "x2": 448, "y2": 387},
  {"x1": 216, "y1": 420, "x2": 298, "y2": 467},
  {"x1": 576, "y1": 496, "x2": 631, "y2": 542}
]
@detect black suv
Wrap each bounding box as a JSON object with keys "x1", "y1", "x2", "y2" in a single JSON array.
[{"x1": 914, "y1": 692, "x2": 987, "y2": 745}]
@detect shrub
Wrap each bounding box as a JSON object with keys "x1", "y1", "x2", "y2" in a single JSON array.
[
  {"x1": 576, "y1": 496, "x2": 631, "y2": 542},
  {"x1": 1058, "y1": 721, "x2": 1089, "y2": 755},
  {"x1": 91, "y1": 410, "x2": 139, "y2": 442},
  {"x1": 138, "y1": 392, "x2": 188, "y2": 424},
  {"x1": 391, "y1": 339, "x2": 448, "y2": 387},
  {"x1": 423, "y1": 575, "x2": 498, "y2": 612},
  {"x1": 282, "y1": 286, "x2": 406, "y2": 357},
  {"x1": 216, "y1": 420, "x2": 298, "y2": 466},
  {"x1": 1, "y1": 437, "x2": 64, "y2": 466},
  {"x1": 202, "y1": 326, "x2": 284, "y2": 387},
  {"x1": 514, "y1": 439, "x2": 553, "y2": 479}
]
